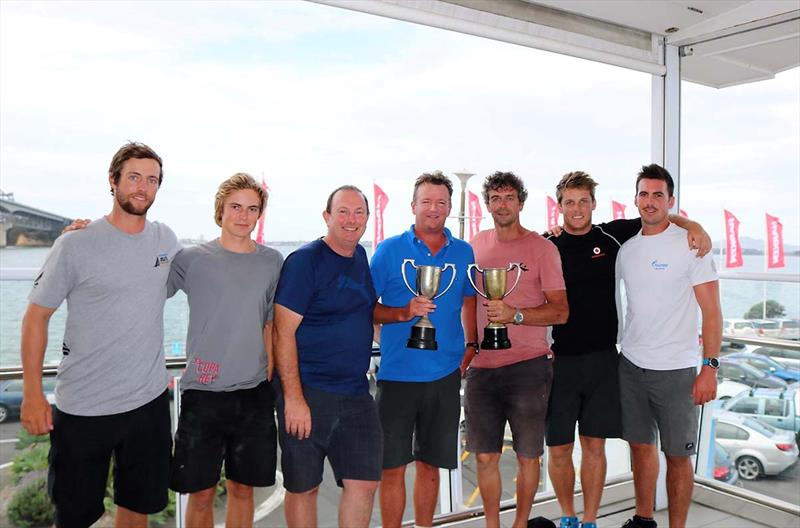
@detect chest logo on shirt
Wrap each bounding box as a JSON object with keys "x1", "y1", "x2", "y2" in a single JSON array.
[
  {"x1": 651, "y1": 259, "x2": 669, "y2": 271},
  {"x1": 33, "y1": 272, "x2": 43, "y2": 287},
  {"x1": 153, "y1": 253, "x2": 170, "y2": 267},
  {"x1": 591, "y1": 247, "x2": 606, "y2": 259}
]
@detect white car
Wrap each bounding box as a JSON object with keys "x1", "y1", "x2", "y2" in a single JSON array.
[
  {"x1": 716, "y1": 379, "x2": 750, "y2": 401},
  {"x1": 775, "y1": 319, "x2": 800, "y2": 341},
  {"x1": 752, "y1": 319, "x2": 781, "y2": 338},
  {"x1": 714, "y1": 411, "x2": 798, "y2": 480}
]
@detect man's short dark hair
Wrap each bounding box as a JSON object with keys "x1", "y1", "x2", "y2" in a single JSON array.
[
  {"x1": 481, "y1": 171, "x2": 528, "y2": 205},
  {"x1": 108, "y1": 141, "x2": 163, "y2": 190},
  {"x1": 325, "y1": 185, "x2": 370, "y2": 215},
  {"x1": 636, "y1": 163, "x2": 675, "y2": 197},
  {"x1": 412, "y1": 171, "x2": 453, "y2": 201},
  {"x1": 555, "y1": 171, "x2": 598, "y2": 204}
]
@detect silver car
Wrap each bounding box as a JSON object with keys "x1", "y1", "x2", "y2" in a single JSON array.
[{"x1": 714, "y1": 411, "x2": 798, "y2": 480}]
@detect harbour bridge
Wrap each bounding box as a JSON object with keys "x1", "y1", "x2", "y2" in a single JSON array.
[{"x1": 0, "y1": 192, "x2": 72, "y2": 247}]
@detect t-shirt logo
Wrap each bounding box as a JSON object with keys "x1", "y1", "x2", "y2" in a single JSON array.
[
  {"x1": 651, "y1": 259, "x2": 669, "y2": 271},
  {"x1": 33, "y1": 272, "x2": 43, "y2": 287},
  {"x1": 592, "y1": 247, "x2": 606, "y2": 259},
  {"x1": 153, "y1": 253, "x2": 170, "y2": 267}
]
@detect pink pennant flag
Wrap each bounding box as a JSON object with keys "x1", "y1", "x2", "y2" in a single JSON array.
[
  {"x1": 373, "y1": 183, "x2": 389, "y2": 248},
  {"x1": 256, "y1": 177, "x2": 270, "y2": 245},
  {"x1": 468, "y1": 191, "x2": 483, "y2": 241},
  {"x1": 611, "y1": 200, "x2": 626, "y2": 220},
  {"x1": 766, "y1": 213, "x2": 785, "y2": 269},
  {"x1": 723, "y1": 209, "x2": 743, "y2": 268},
  {"x1": 546, "y1": 196, "x2": 559, "y2": 230}
]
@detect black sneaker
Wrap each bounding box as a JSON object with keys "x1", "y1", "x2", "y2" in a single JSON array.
[{"x1": 621, "y1": 515, "x2": 657, "y2": 528}]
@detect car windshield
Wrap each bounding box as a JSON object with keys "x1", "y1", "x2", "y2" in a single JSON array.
[
  {"x1": 744, "y1": 417, "x2": 777, "y2": 437},
  {"x1": 754, "y1": 347, "x2": 800, "y2": 361},
  {"x1": 754, "y1": 321, "x2": 779, "y2": 329},
  {"x1": 738, "y1": 362, "x2": 768, "y2": 379}
]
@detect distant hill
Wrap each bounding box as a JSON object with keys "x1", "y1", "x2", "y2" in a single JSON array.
[{"x1": 712, "y1": 236, "x2": 800, "y2": 255}]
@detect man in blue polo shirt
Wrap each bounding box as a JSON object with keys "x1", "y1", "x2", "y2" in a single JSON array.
[{"x1": 371, "y1": 172, "x2": 478, "y2": 528}]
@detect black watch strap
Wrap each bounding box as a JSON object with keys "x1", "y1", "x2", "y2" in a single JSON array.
[{"x1": 466, "y1": 342, "x2": 479, "y2": 350}]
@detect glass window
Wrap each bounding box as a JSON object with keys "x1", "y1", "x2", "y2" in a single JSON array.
[
  {"x1": 716, "y1": 422, "x2": 739, "y2": 439},
  {"x1": 730, "y1": 398, "x2": 760, "y2": 414},
  {"x1": 764, "y1": 399, "x2": 787, "y2": 417},
  {"x1": 744, "y1": 418, "x2": 776, "y2": 437}
]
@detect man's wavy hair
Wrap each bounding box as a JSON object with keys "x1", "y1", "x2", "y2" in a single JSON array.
[
  {"x1": 214, "y1": 173, "x2": 267, "y2": 227},
  {"x1": 481, "y1": 171, "x2": 528, "y2": 205},
  {"x1": 555, "y1": 171, "x2": 598, "y2": 204}
]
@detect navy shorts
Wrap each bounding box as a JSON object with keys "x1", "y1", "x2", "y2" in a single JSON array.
[
  {"x1": 377, "y1": 368, "x2": 462, "y2": 470},
  {"x1": 546, "y1": 350, "x2": 622, "y2": 446},
  {"x1": 276, "y1": 384, "x2": 383, "y2": 493},
  {"x1": 48, "y1": 391, "x2": 171, "y2": 528},
  {"x1": 171, "y1": 381, "x2": 277, "y2": 493}
]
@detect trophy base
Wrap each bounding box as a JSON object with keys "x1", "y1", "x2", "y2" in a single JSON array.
[
  {"x1": 481, "y1": 327, "x2": 512, "y2": 350},
  {"x1": 407, "y1": 326, "x2": 438, "y2": 350}
]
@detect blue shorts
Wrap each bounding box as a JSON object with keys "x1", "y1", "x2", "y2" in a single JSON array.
[{"x1": 276, "y1": 384, "x2": 383, "y2": 493}]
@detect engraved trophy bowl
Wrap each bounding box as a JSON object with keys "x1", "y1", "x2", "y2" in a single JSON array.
[
  {"x1": 401, "y1": 259, "x2": 456, "y2": 350},
  {"x1": 467, "y1": 263, "x2": 522, "y2": 350}
]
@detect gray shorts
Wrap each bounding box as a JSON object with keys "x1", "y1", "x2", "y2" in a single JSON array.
[
  {"x1": 618, "y1": 355, "x2": 699, "y2": 456},
  {"x1": 465, "y1": 355, "x2": 553, "y2": 458}
]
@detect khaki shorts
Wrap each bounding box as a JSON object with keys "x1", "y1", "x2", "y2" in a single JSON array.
[{"x1": 619, "y1": 355, "x2": 699, "y2": 456}]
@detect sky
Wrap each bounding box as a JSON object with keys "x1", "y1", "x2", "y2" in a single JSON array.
[{"x1": 1, "y1": 1, "x2": 798, "y2": 248}]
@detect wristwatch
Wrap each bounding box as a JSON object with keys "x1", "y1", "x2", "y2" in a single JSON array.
[
  {"x1": 702, "y1": 357, "x2": 720, "y2": 369},
  {"x1": 513, "y1": 309, "x2": 524, "y2": 325}
]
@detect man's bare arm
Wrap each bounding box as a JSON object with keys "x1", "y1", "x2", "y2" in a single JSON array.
[
  {"x1": 485, "y1": 289, "x2": 569, "y2": 326},
  {"x1": 692, "y1": 280, "x2": 722, "y2": 405},
  {"x1": 264, "y1": 320, "x2": 274, "y2": 381},
  {"x1": 373, "y1": 297, "x2": 435, "y2": 324},
  {"x1": 460, "y1": 296, "x2": 479, "y2": 375},
  {"x1": 273, "y1": 304, "x2": 310, "y2": 439},
  {"x1": 669, "y1": 214, "x2": 712, "y2": 257},
  {"x1": 20, "y1": 302, "x2": 57, "y2": 435}
]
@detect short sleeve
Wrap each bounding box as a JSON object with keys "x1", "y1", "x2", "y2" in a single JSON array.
[
  {"x1": 461, "y1": 244, "x2": 476, "y2": 297},
  {"x1": 275, "y1": 249, "x2": 316, "y2": 316},
  {"x1": 28, "y1": 236, "x2": 74, "y2": 309},
  {"x1": 264, "y1": 253, "x2": 284, "y2": 322},
  {"x1": 167, "y1": 248, "x2": 188, "y2": 297},
  {"x1": 539, "y1": 240, "x2": 566, "y2": 291},
  {"x1": 601, "y1": 219, "x2": 642, "y2": 244},
  {"x1": 369, "y1": 242, "x2": 389, "y2": 298},
  {"x1": 688, "y1": 251, "x2": 718, "y2": 286}
]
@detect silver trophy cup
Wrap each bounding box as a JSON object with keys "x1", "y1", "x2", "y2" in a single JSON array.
[
  {"x1": 401, "y1": 259, "x2": 456, "y2": 350},
  {"x1": 467, "y1": 263, "x2": 522, "y2": 350}
]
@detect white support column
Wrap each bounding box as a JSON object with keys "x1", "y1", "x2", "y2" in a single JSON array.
[{"x1": 650, "y1": 40, "x2": 683, "y2": 512}]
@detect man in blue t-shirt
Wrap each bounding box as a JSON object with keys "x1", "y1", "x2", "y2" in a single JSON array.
[
  {"x1": 370, "y1": 172, "x2": 477, "y2": 528},
  {"x1": 273, "y1": 185, "x2": 381, "y2": 528}
]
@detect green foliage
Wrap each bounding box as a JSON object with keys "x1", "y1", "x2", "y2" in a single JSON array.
[
  {"x1": 7, "y1": 478, "x2": 55, "y2": 528},
  {"x1": 11, "y1": 444, "x2": 49, "y2": 484},
  {"x1": 744, "y1": 300, "x2": 786, "y2": 319},
  {"x1": 15, "y1": 429, "x2": 49, "y2": 450}
]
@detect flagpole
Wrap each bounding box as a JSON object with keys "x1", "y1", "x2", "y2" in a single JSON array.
[
  {"x1": 454, "y1": 170, "x2": 475, "y2": 241},
  {"x1": 763, "y1": 214, "x2": 767, "y2": 318}
]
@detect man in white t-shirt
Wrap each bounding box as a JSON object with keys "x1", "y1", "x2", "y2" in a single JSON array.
[{"x1": 616, "y1": 164, "x2": 722, "y2": 528}]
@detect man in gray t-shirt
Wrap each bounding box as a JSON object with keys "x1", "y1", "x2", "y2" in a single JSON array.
[
  {"x1": 21, "y1": 142, "x2": 180, "y2": 528},
  {"x1": 169, "y1": 173, "x2": 283, "y2": 528}
]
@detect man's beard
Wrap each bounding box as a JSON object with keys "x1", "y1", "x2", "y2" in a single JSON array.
[{"x1": 117, "y1": 193, "x2": 153, "y2": 216}]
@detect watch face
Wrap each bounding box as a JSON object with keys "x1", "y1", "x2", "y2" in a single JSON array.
[
  {"x1": 707, "y1": 358, "x2": 720, "y2": 369},
  {"x1": 514, "y1": 310, "x2": 523, "y2": 324}
]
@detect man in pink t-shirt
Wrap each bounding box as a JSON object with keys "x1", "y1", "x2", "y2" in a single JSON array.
[{"x1": 465, "y1": 172, "x2": 568, "y2": 528}]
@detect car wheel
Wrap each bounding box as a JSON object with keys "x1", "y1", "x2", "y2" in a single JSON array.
[
  {"x1": 0, "y1": 404, "x2": 8, "y2": 424},
  {"x1": 736, "y1": 456, "x2": 763, "y2": 480}
]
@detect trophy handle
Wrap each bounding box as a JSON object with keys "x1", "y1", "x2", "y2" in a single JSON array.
[
  {"x1": 433, "y1": 263, "x2": 457, "y2": 300},
  {"x1": 466, "y1": 263, "x2": 488, "y2": 299},
  {"x1": 401, "y1": 259, "x2": 418, "y2": 295},
  {"x1": 505, "y1": 263, "x2": 523, "y2": 296}
]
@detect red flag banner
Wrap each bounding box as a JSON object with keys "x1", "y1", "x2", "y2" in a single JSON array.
[
  {"x1": 723, "y1": 209, "x2": 743, "y2": 268},
  {"x1": 546, "y1": 196, "x2": 559, "y2": 230},
  {"x1": 611, "y1": 200, "x2": 626, "y2": 220},
  {"x1": 374, "y1": 183, "x2": 389, "y2": 248},
  {"x1": 256, "y1": 177, "x2": 270, "y2": 244},
  {"x1": 468, "y1": 191, "x2": 483, "y2": 241},
  {"x1": 766, "y1": 213, "x2": 785, "y2": 269},
  {"x1": 679, "y1": 209, "x2": 688, "y2": 218}
]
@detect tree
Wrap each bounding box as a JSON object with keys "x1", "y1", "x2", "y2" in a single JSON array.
[{"x1": 744, "y1": 300, "x2": 786, "y2": 319}]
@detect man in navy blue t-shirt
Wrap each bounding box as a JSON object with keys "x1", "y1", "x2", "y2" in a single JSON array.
[{"x1": 273, "y1": 185, "x2": 381, "y2": 528}]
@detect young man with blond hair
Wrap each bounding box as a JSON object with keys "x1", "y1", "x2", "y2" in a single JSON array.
[{"x1": 169, "y1": 172, "x2": 283, "y2": 528}]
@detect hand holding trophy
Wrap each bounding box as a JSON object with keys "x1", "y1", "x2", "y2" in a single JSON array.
[
  {"x1": 467, "y1": 263, "x2": 522, "y2": 350},
  {"x1": 400, "y1": 259, "x2": 456, "y2": 350}
]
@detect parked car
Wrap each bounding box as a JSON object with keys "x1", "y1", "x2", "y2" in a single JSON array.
[
  {"x1": 722, "y1": 319, "x2": 756, "y2": 348},
  {"x1": 775, "y1": 319, "x2": 799, "y2": 341},
  {"x1": 718, "y1": 358, "x2": 788, "y2": 389},
  {"x1": 714, "y1": 411, "x2": 798, "y2": 480},
  {"x1": 724, "y1": 352, "x2": 800, "y2": 382},
  {"x1": 752, "y1": 319, "x2": 781, "y2": 338},
  {"x1": 0, "y1": 378, "x2": 56, "y2": 423},
  {"x1": 752, "y1": 346, "x2": 800, "y2": 370},
  {"x1": 711, "y1": 441, "x2": 739, "y2": 486},
  {"x1": 717, "y1": 379, "x2": 750, "y2": 401},
  {"x1": 722, "y1": 387, "x2": 800, "y2": 439}
]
